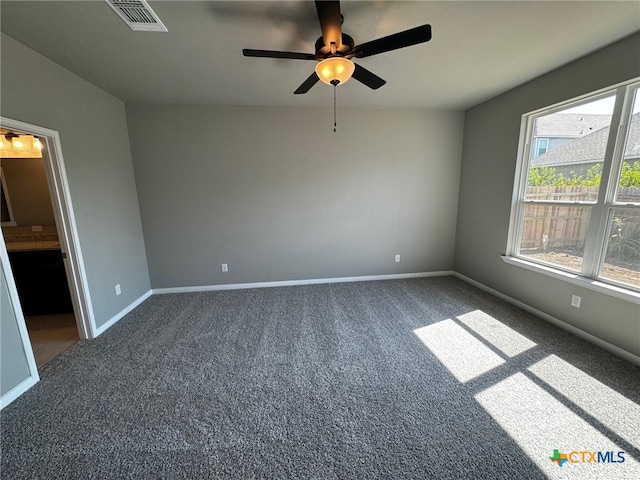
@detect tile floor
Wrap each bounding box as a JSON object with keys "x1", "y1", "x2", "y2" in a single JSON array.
[{"x1": 25, "y1": 313, "x2": 79, "y2": 367}]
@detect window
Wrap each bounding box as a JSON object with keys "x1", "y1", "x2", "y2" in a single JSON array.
[
  {"x1": 508, "y1": 79, "x2": 640, "y2": 293},
  {"x1": 534, "y1": 138, "x2": 549, "y2": 157}
]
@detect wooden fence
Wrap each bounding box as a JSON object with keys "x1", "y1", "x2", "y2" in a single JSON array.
[{"x1": 521, "y1": 186, "x2": 640, "y2": 251}]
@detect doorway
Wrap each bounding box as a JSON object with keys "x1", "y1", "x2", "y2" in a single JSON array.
[
  {"x1": 1, "y1": 117, "x2": 95, "y2": 370},
  {"x1": 1, "y1": 128, "x2": 79, "y2": 366}
]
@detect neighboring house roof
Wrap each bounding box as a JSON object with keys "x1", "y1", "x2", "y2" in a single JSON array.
[
  {"x1": 534, "y1": 113, "x2": 612, "y2": 137},
  {"x1": 531, "y1": 113, "x2": 640, "y2": 167}
]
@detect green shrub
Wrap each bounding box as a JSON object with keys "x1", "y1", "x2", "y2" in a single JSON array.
[
  {"x1": 529, "y1": 161, "x2": 640, "y2": 188},
  {"x1": 619, "y1": 161, "x2": 640, "y2": 187}
]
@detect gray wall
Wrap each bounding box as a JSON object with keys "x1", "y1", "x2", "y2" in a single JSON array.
[
  {"x1": 0, "y1": 262, "x2": 30, "y2": 397},
  {"x1": 126, "y1": 105, "x2": 464, "y2": 288},
  {"x1": 0, "y1": 157, "x2": 56, "y2": 226},
  {"x1": 0, "y1": 33, "x2": 151, "y2": 331},
  {"x1": 455, "y1": 32, "x2": 640, "y2": 356}
]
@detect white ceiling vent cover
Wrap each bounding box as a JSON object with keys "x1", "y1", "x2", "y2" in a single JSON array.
[{"x1": 105, "y1": 0, "x2": 168, "y2": 32}]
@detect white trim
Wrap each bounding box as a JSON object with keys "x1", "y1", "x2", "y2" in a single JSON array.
[
  {"x1": 0, "y1": 117, "x2": 97, "y2": 339},
  {"x1": 501, "y1": 255, "x2": 640, "y2": 304},
  {"x1": 153, "y1": 271, "x2": 453, "y2": 294},
  {"x1": 0, "y1": 376, "x2": 38, "y2": 410},
  {"x1": 0, "y1": 233, "x2": 39, "y2": 410},
  {"x1": 506, "y1": 114, "x2": 531, "y2": 256},
  {"x1": 94, "y1": 289, "x2": 153, "y2": 337},
  {"x1": 453, "y1": 271, "x2": 640, "y2": 367}
]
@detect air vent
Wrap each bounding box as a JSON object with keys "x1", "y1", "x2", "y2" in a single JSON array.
[{"x1": 105, "y1": 0, "x2": 168, "y2": 32}]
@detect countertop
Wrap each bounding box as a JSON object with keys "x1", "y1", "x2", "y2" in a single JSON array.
[{"x1": 5, "y1": 241, "x2": 61, "y2": 252}]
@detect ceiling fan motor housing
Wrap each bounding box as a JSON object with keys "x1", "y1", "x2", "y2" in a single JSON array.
[{"x1": 315, "y1": 34, "x2": 355, "y2": 58}]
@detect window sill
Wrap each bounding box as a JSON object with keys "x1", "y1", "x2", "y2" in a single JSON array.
[{"x1": 501, "y1": 256, "x2": 640, "y2": 304}]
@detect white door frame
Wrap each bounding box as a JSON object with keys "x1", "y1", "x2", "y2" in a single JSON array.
[
  {"x1": 1, "y1": 117, "x2": 96, "y2": 340},
  {"x1": 0, "y1": 232, "x2": 39, "y2": 408}
]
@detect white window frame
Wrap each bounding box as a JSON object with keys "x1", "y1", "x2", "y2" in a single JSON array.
[{"x1": 504, "y1": 77, "x2": 640, "y2": 303}]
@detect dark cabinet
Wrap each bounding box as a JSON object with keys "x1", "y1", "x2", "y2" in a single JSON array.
[{"x1": 8, "y1": 250, "x2": 74, "y2": 315}]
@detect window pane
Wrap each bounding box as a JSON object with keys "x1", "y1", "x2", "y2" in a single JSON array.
[
  {"x1": 518, "y1": 204, "x2": 591, "y2": 272},
  {"x1": 526, "y1": 96, "x2": 615, "y2": 200},
  {"x1": 536, "y1": 138, "x2": 549, "y2": 156},
  {"x1": 615, "y1": 87, "x2": 640, "y2": 203},
  {"x1": 600, "y1": 208, "x2": 640, "y2": 288}
]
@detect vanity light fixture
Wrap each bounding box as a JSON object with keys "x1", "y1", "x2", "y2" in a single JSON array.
[
  {"x1": 4, "y1": 132, "x2": 18, "y2": 145},
  {"x1": 4, "y1": 132, "x2": 23, "y2": 149},
  {"x1": 1, "y1": 132, "x2": 44, "y2": 158},
  {"x1": 3, "y1": 132, "x2": 42, "y2": 150}
]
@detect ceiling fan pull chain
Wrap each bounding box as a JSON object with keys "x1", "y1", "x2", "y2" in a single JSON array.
[{"x1": 333, "y1": 83, "x2": 337, "y2": 133}]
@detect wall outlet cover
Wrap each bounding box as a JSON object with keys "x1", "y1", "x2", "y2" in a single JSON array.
[{"x1": 571, "y1": 294, "x2": 581, "y2": 308}]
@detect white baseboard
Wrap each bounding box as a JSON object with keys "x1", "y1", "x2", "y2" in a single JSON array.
[
  {"x1": 94, "y1": 289, "x2": 153, "y2": 337},
  {"x1": 153, "y1": 271, "x2": 454, "y2": 295},
  {"x1": 1, "y1": 375, "x2": 38, "y2": 410},
  {"x1": 453, "y1": 272, "x2": 640, "y2": 366},
  {"x1": 98, "y1": 274, "x2": 453, "y2": 333}
]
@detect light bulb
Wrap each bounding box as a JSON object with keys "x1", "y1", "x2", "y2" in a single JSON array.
[
  {"x1": 33, "y1": 138, "x2": 42, "y2": 150},
  {"x1": 12, "y1": 138, "x2": 24, "y2": 149}
]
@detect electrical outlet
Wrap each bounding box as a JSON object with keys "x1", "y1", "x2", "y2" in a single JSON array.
[
  {"x1": 395, "y1": 254, "x2": 401, "y2": 263},
  {"x1": 571, "y1": 294, "x2": 581, "y2": 308},
  {"x1": 115, "y1": 284, "x2": 121, "y2": 296},
  {"x1": 221, "y1": 263, "x2": 228, "y2": 273},
  {"x1": 31, "y1": 225, "x2": 43, "y2": 232}
]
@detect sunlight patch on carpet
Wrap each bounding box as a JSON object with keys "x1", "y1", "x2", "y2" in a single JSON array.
[
  {"x1": 413, "y1": 319, "x2": 504, "y2": 383},
  {"x1": 528, "y1": 354, "x2": 640, "y2": 450},
  {"x1": 456, "y1": 310, "x2": 537, "y2": 357},
  {"x1": 475, "y1": 372, "x2": 640, "y2": 479}
]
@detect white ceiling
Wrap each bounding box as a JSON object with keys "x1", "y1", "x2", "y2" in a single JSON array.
[{"x1": 1, "y1": 1, "x2": 639, "y2": 110}]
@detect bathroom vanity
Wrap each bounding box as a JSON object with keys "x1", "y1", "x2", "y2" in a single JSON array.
[{"x1": 5, "y1": 235, "x2": 73, "y2": 315}]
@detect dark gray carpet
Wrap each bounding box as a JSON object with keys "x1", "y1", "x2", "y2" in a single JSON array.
[{"x1": 1, "y1": 276, "x2": 639, "y2": 479}]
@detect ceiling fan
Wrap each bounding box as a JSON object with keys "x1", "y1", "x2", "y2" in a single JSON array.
[{"x1": 242, "y1": 1, "x2": 432, "y2": 94}]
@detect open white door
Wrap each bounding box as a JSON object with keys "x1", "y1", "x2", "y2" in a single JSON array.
[{"x1": 0, "y1": 232, "x2": 39, "y2": 408}]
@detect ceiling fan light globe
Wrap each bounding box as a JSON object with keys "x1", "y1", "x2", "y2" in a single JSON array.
[{"x1": 315, "y1": 57, "x2": 355, "y2": 86}]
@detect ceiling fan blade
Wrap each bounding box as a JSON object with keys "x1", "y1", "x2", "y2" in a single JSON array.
[
  {"x1": 352, "y1": 64, "x2": 386, "y2": 90},
  {"x1": 315, "y1": 0, "x2": 343, "y2": 49},
  {"x1": 243, "y1": 49, "x2": 316, "y2": 60},
  {"x1": 294, "y1": 72, "x2": 320, "y2": 94},
  {"x1": 351, "y1": 24, "x2": 432, "y2": 58}
]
